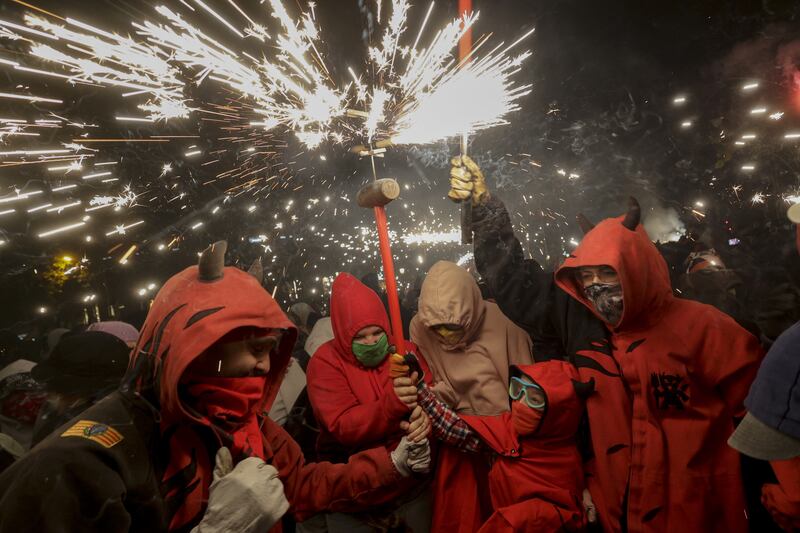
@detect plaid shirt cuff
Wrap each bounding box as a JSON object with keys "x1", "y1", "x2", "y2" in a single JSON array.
[{"x1": 418, "y1": 384, "x2": 483, "y2": 453}]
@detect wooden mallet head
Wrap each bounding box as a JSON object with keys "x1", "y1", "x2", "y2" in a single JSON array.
[{"x1": 357, "y1": 178, "x2": 401, "y2": 208}]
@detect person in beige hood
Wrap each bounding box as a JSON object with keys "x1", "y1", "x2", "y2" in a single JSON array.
[{"x1": 409, "y1": 260, "x2": 533, "y2": 532}]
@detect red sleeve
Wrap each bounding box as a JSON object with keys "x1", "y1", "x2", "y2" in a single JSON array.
[
  {"x1": 762, "y1": 458, "x2": 800, "y2": 531},
  {"x1": 460, "y1": 412, "x2": 519, "y2": 457},
  {"x1": 306, "y1": 347, "x2": 410, "y2": 448},
  {"x1": 694, "y1": 310, "x2": 764, "y2": 416},
  {"x1": 265, "y1": 418, "x2": 404, "y2": 521}
]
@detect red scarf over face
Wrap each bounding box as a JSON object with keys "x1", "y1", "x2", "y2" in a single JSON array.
[
  {"x1": 160, "y1": 376, "x2": 269, "y2": 530},
  {"x1": 184, "y1": 376, "x2": 267, "y2": 461},
  {"x1": 511, "y1": 400, "x2": 544, "y2": 436}
]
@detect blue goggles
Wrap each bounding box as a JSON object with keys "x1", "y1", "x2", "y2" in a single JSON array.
[{"x1": 508, "y1": 376, "x2": 546, "y2": 409}]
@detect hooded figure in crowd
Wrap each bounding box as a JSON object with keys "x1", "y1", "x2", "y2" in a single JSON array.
[
  {"x1": 306, "y1": 272, "x2": 433, "y2": 532},
  {"x1": 449, "y1": 155, "x2": 764, "y2": 532},
  {"x1": 392, "y1": 357, "x2": 590, "y2": 532},
  {"x1": 0, "y1": 242, "x2": 426, "y2": 533},
  {"x1": 729, "y1": 205, "x2": 800, "y2": 531},
  {"x1": 409, "y1": 260, "x2": 532, "y2": 533},
  {"x1": 86, "y1": 321, "x2": 140, "y2": 348},
  {"x1": 730, "y1": 320, "x2": 800, "y2": 531},
  {"x1": 0, "y1": 359, "x2": 44, "y2": 449},
  {"x1": 675, "y1": 248, "x2": 760, "y2": 334},
  {"x1": 461, "y1": 361, "x2": 588, "y2": 532},
  {"x1": 553, "y1": 206, "x2": 763, "y2": 532}
]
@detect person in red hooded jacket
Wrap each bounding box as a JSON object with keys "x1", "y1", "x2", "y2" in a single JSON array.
[
  {"x1": 395, "y1": 357, "x2": 592, "y2": 532},
  {"x1": 462, "y1": 360, "x2": 589, "y2": 532},
  {"x1": 0, "y1": 242, "x2": 428, "y2": 533},
  {"x1": 449, "y1": 155, "x2": 764, "y2": 532},
  {"x1": 306, "y1": 272, "x2": 433, "y2": 532}
]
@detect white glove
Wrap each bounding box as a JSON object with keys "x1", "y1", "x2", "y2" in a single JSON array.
[
  {"x1": 390, "y1": 436, "x2": 431, "y2": 477},
  {"x1": 193, "y1": 447, "x2": 290, "y2": 533},
  {"x1": 407, "y1": 438, "x2": 431, "y2": 474}
]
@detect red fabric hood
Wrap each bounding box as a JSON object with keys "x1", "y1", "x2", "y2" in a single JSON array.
[
  {"x1": 462, "y1": 360, "x2": 584, "y2": 453},
  {"x1": 554, "y1": 213, "x2": 673, "y2": 330},
  {"x1": 513, "y1": 361, "x2": 583, "y2": 439},
  {"x1": 330, "y1": 272, "x2": 391, "y2": 361},
  {"x1": 127, "y1": 264, "x2": 298, "y2": 425},
  {"x1": 460, "y1": 360, "x2": 586, "y2": 527}
]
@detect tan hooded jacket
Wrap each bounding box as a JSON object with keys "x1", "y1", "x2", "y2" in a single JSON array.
[{"x1": 411, "y1": 261, "x2": 533, "y2": 415}]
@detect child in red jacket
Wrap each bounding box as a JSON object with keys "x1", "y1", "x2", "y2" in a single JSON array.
[{"x1": 394, "y1": 357, "x2": 592, "y2": 532}]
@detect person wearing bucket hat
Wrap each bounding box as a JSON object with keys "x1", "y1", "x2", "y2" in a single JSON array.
[
  {"x1": 728, "y1": 204, "x2": 800, "y2": 531},
  {"x1": 729, "y1": 321, "x2": 800, "y2": 531},
  {"x1": 729, "y1": 322, "x2": 800, "y2": 462},
  {"x1": 30, "y1": 331, "x2": 130, "y2": 447}
]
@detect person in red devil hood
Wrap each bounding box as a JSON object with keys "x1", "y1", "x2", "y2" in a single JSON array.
[
  {"x1": 306, "y1": 272, "x2": 433, "y2": 531},
  {"x1": 554, "y1": 200, "x2": 764, "y2": 532},
  {"x1": 448, "y1": 155, "x2": 764, "y2": 532},
  {"x1": 460, "y1": 360, "x2": 589, "y2": 532},
  {"x1": 0, "y1": 242, "x2": 422, "y2": 533}
]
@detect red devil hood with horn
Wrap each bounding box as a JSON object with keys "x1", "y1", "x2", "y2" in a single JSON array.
[
  {"x1": 0, "y1": 243, "x2": 407, "y2": 533},
  {"x1": 127, "y1": 242, "x2": 298, "y2": 530},
  {"x1": 550, "y1": 202, "x2": 763, "y2": 533},
  {"x1": 556, "y1": 200, "x2": 673, "y2": 331}
]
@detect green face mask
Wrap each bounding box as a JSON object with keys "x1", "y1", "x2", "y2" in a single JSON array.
[{"x1": 352, "y1": 333, "x2": 389, "y2": 367}]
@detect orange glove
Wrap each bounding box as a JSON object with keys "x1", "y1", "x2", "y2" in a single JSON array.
[{"x1": 389, "y1": 353, "x2": 410, "y2": 379}]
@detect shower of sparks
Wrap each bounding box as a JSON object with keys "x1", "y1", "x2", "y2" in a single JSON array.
[
  {"x1": 89, "y1": 187, "x2": 138, "y2": 209},
  {"x1": 4, "y1": 0, "x2": 346, "y2": 147},
  {"x1": 401, "y1": 229, "x2": 461, "y2": 245},
  {"x1": 352, "y1": 1, "x2": 535, "y2": 147},
  {"x1": 783, "y1": 193, "x2": 800, "y2": 205},
  {"x1": 5, "y1": 0, "x2": 534, "y2": 160},
  {"x1": 106, "y1": 219, "x2": 145, "y2": 236}
]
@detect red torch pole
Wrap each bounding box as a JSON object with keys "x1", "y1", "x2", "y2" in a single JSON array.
[{"x1": 458, "y1": 0, "x2": 474, "y2": 245}]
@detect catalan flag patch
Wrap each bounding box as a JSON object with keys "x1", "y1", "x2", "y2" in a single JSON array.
[{"x1": 61, "y1": 420, "x2": 123, "y2": 449}]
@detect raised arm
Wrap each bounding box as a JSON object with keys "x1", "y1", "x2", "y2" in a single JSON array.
[{"x1": 449, "y1": 155, "x2": 561, "y2": 342}]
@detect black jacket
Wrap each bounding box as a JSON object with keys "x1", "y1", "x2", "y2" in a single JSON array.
[
  {"x1": 0, "y1": 391, "x2": 171, "y2": 532},
  {"x1": 472, "y1": 195, "x2": 610, "y2": 364}
]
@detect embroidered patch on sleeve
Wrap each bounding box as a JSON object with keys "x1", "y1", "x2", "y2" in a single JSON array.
[{"x1": 61, "y1": 420, "x2": 124, "y2": 448}]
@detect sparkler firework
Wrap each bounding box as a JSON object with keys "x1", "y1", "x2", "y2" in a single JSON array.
[{"x1": 3, "y1": 0, "x2": 535, "y2": 151}]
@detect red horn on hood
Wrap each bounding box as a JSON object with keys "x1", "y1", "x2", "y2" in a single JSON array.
[
  {"x1": 576, "y1": 213, "x2": 595, "y2": 235},
  {"x1": 247, "y1": 257, "x2": 264, "y2": 284},
  {"x1": 622, "y1": 197, "x2": 641, "y2": 231},
  {"x1": 571, "y1": 377, "x2": 595, "y2": 399},
  {"x1": 198, "y1": 241, "x2": 226, "y2": 281}
]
